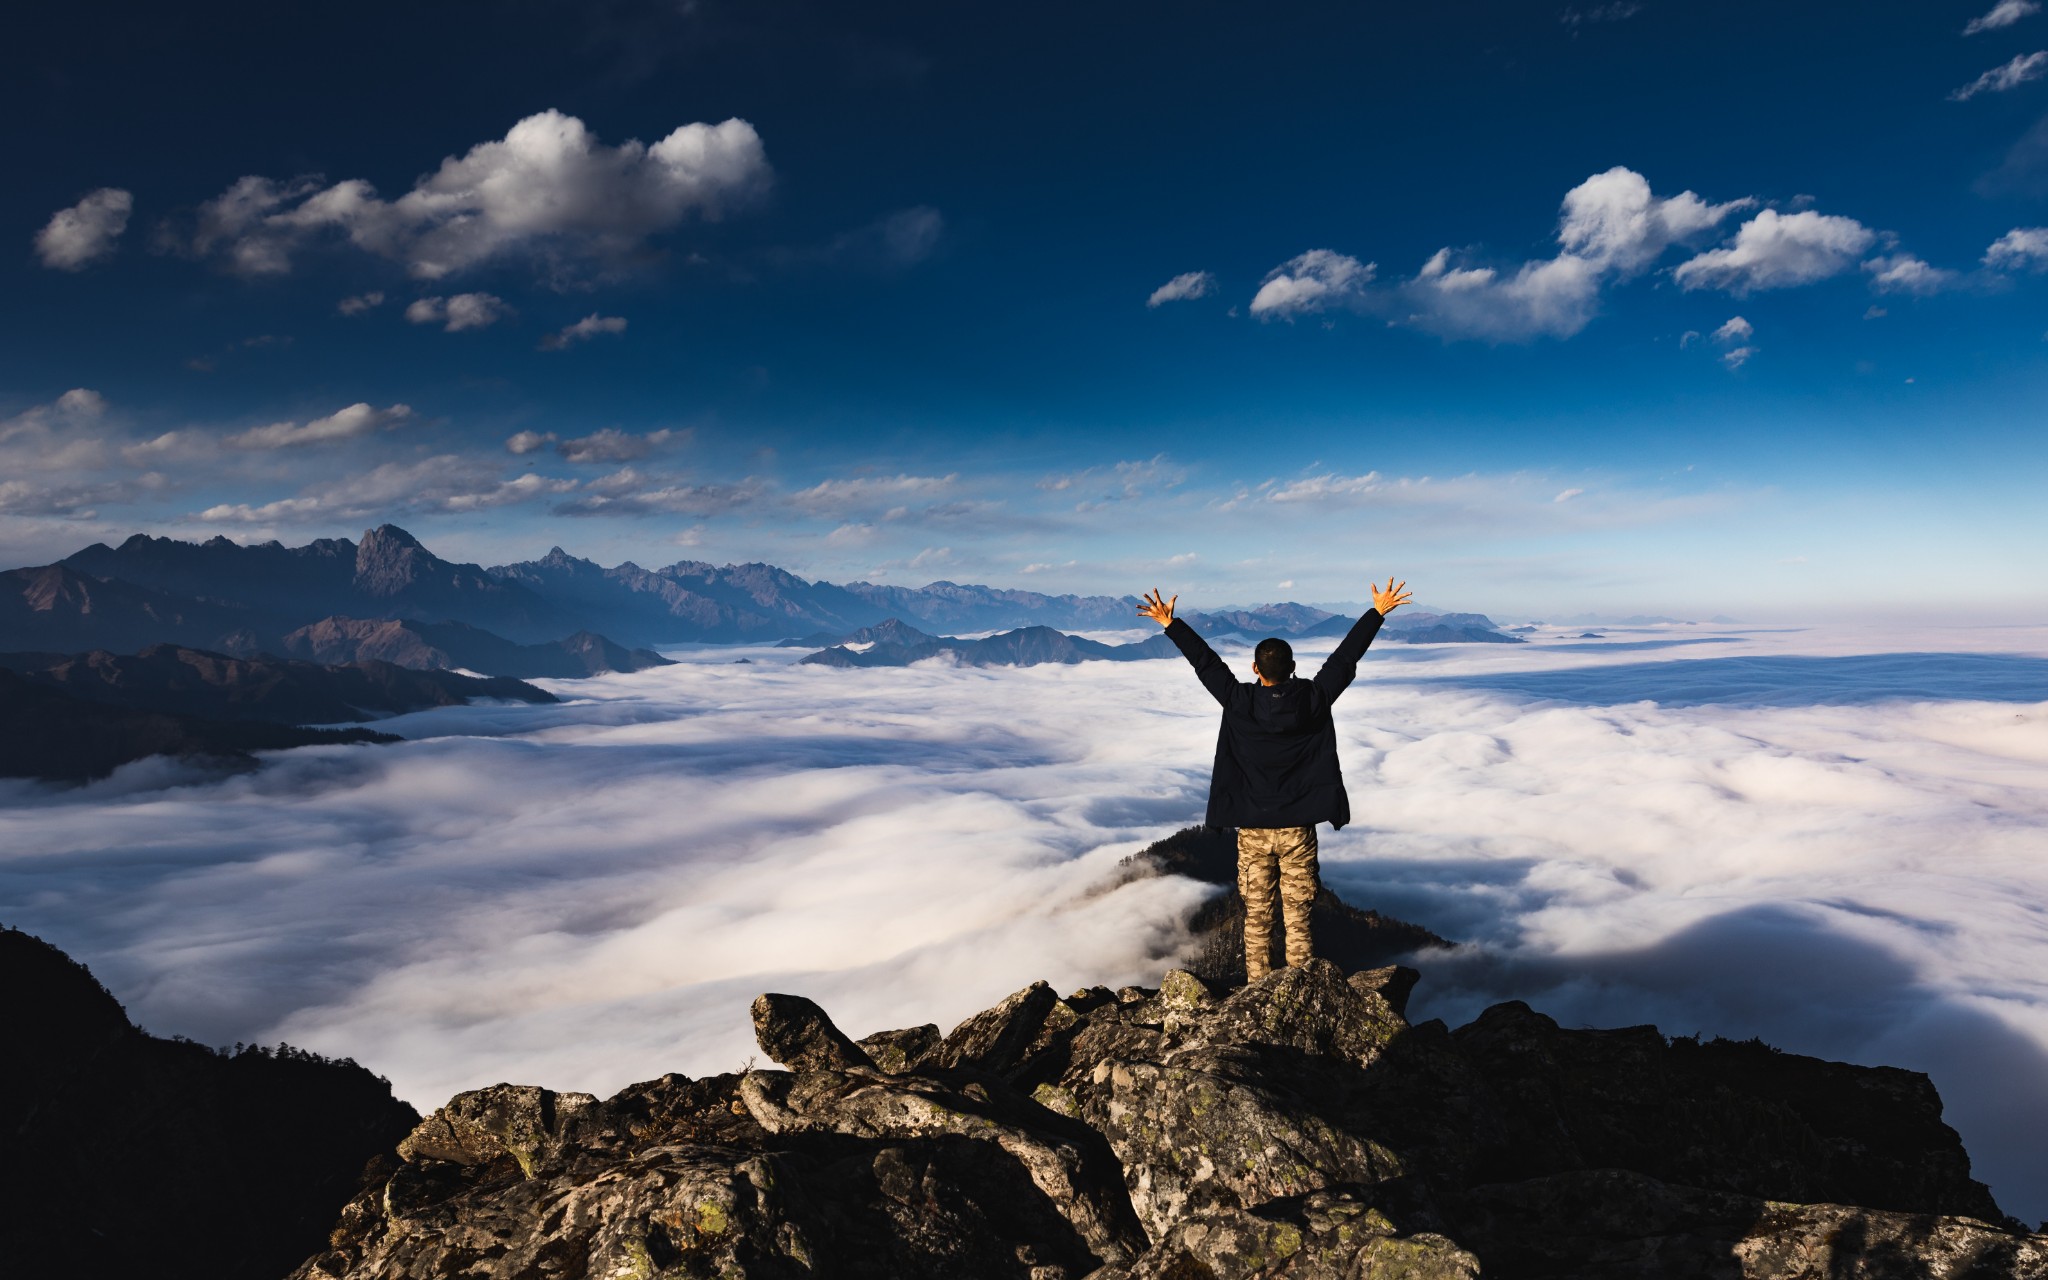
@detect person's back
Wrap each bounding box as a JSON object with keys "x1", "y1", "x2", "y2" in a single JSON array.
[{"x1": 1137, "y1": 578, "x2": 1412, "y2": 980}]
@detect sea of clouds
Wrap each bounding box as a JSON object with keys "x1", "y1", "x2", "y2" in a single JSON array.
[{"x1": 5, "y1": 621, "x2": 2048, "y2": 1220}]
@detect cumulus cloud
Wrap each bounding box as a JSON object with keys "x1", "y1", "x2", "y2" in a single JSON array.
[
  {"x1": 1864, "y1": 254, "x2": 1960, "y2": 295},
  {"x1": 1674, "y1": 208, "x2": 1878, "y2": 294},
  {"x1": 541, "y1": 314, "x2": 629, "y2": 350},
  {"x1": 35, "y1": 188, "x2": 134, "y2": 270},
  {"x1": 1721, "y1": 345, "x2": 1757, "y2": 370},
  {"x1": 6, "y1": 627, "x2": 2048, "y2": 1224},
  {"x1": 1713, "y1": 316, "x2": 1754, "y2": 343},
  {"x1": 177, "y1": 110, "x2": 771, "y2": 279},
  {"x1": 338, "y1": 291, "x2": 385, "y2": 315},
  {"x1": 1951, "y1": 51, "x2": 2048, "y2": 101},
  {"x1": 554, "y1": 428, "x2": 682, "y2": 464},
  {"x1": 1966, "y1": 0, "x2": 2041, "y2": 34},
  {"x1": 195, "y1": 455, "x2": 572, "y2": 523},
  {"x1": 1147, "y1": 271, "x2": 1216, "y2": 307},
  {"x1": 406, "y1": 293, "x2": 511, "y2": 331},
  {"x1": 1403, "y1": 167, "x2": 1751, "y2": 340},
  {"x1": 226, "y1": 402, "x2": 413, "y2": 449},
  {"x1": 1985, "y1": 226, "x2": 2048, "y2": 270},
  {"x1": 507, "y1": 430, "x2": 558, "y2": 455},
  {"x1": 1249, "y1": 250, "x2": 1376, "y2": 319},
  {"x1": 0, "y1": 389, "x2": 118, "y2": 476}
]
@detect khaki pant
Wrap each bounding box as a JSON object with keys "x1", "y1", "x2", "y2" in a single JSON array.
[{"x1": 1237, "y1": 825, "x2": 1319, "y2": 981}]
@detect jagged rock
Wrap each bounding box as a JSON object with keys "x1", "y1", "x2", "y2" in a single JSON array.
[
  {"x1": 1189, "y1": 960, "x2": 1406, "y2": 1068},
  {"x1": 395, "y1": 1082, "x2": 598, "y2": 1176},
  {"x1": 279, "y1": 911, "x2": 2048, "y2": 1280},
  {"x1": 1455, "y1": 1168, "x2": 2048, "y2": 1279},
  {"x1": 752, "y1": 992, "x2": 878, "y2": 1073},
  {"x1": 1124, "y1": 1189, "x2": 1481, "y2": 1280},
  {"x1": 936, "y1": 978, "x2": 1059, "y2": 1075},
  {"x1": 740, "y1": 1067, "x2": 1149, "y2": 1265},
  {"x1": 1085, "y1": 1044, "x2": 1404, "y2": 1238},
  {"x1": 858, "y1": 1023, "x2": 943, "y2": 1074}
]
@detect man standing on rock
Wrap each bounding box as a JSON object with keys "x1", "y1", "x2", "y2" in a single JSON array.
[{"x1": 1138, "y1": 577, "x2": 1412, "y2": 982}]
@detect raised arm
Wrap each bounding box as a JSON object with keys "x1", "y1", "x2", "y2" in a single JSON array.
[
  {"x1": 1312, "y1": 576, "x2": 1412, "y2": 704},
  {"x1": 1140, "y1": 588, "x2": 1239, "y2": 708}
]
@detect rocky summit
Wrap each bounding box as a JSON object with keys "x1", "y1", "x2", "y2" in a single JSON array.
[{"x1": 294, "y1": 961, "x2": 2048, "y2": 1280}]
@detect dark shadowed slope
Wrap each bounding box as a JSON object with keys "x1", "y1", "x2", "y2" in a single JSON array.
[
  {"x1": 0, "y1": 562, "x2": 260, "y2": 653},
  {"x1": 0, "y1": 928, "x2": 418, "y2": 1280},
  {"x1": 0, "y1": 667, "x2": 397, "y2": 781},
  {"x1": 279, "y1": 616, "x2": 673, "y2": 677},
  {"x1": 5, "y1": 644, "x2": 555, "y2": 723}
]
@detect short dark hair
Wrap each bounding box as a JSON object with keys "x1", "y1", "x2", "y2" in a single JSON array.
[{"x1": 1254, "y1": 637, "x2": 1296, "y2": 681}]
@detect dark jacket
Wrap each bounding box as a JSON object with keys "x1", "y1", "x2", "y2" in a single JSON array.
[{"x1": 1165, "y1": 610, "x2": 1384, "y2": 831}]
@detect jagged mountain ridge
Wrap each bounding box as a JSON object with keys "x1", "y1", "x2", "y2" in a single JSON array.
[{"x1": 16, "y1": 524, "x2": 1519, "y2": 654}]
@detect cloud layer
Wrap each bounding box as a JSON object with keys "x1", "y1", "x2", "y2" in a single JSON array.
[{"x1": 4, "y1": 623, "x2": 2048, "y2": 1219}]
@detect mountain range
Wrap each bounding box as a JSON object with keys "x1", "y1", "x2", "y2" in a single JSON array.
[{"x1": 3, "y1": 525, "x2": 1520, "y2": 664}]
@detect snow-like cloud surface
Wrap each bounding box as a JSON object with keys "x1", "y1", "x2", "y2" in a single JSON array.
[
  {"x1": 181, "y1": 110, "x2": 769, "y2": 279},
  {"x1": 4, "y1": 625, "x2": 2048, "y2": 1218}
]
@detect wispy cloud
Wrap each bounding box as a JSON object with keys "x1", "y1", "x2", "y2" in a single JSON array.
[
  {"x1": 226, "y1": 402, "x2": 413, "y2": 450},
  {"x1": 1146, "y1": 271, "x2": 1216, "y2": 307},
  {"x1": 1951, "y1": 51, "x2": 2048, "y2": 101},
  {"x1": 1965, "y1": 0, "x2": 2041, "y2": 36},
  {"x1": 541, "y1": 314, "x2": 629, "y2": 350},
  {"x1": 406, "y1": 293, "x2": 511, "y2": 332}
]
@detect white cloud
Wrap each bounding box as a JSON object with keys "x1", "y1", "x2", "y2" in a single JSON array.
[
  {"x1": 1554, "y1": 487, "x2": 1585, "y2": 503},
  {"x1": 1403, "y1": 167, "x2": 1751, "y2": 341},
  {"x1": 1863, "y1": 254, "x2": 1960, "y2": 295},
  {"x1": 226, "y1": 402, "x2": 413, "y2": 450},
  {"x1": 338, "y1": 291, "x2": 385, "y2": 315},
  {"x1": 1560, "y1": 2, "x2": 1641, "y2": 26},
  {"x1": 540, "y1": 314, "x2": 629, "y2": 350},
  {"x1": 1721, "y1": 345, "x2": 1757, "y2": 370},
  {"x1": 10, "y1": 628, "x2": 2048, "y2": 1225},
  {"x1": 555, "y1": 428, "x2": 681, "y2": 464},
  {"x1": 406, "y1": 293, "x2": 511, "y2": 331},
  {"x1": 1674, "y1": 208, "x2": 1879, "y2": 294},
  {"x1": 507, "y1": 430, "x2": 559, "y2": 455},
  {"x1": 1039, "y1": 455, "x2": 1187, "y2": 510},
  {"x1": 554, "y1": 476, "x2": 763, "y2": 518},
  {"x1": 0, "y1": 389, "x2": 118, "y2": 475},
  {"x1": 56, "y1": 388, "x2": 108, "y2": 418},
  {"x1": 195, "y1": 454, "x2": 573, "y2": 523},
  {"x1": 1951, "y1": 51, "x2": 2048, "y2": 101},
  {"x1": 179, "y1": 110, "x2": 771, "y2": 279},
  {"x1": 790, "y1": 473, "x2": 959, "y2": 516},
  {"x1": 1966, "y1": 0, "x2": 2041, "y2": 35},
  {"x1": 1146, "y1": 271, "x2": 1216, "y2": 307},
  {"x1": 35, "y1": 188, "x2": 134, "y2": 270},
  {"x1": 1864, "y1": 305, "x2": 1888, "y2": 319},
  {"x1": 1249, "y1": 250, "x2": 1376, "y2": 319},
  {"x1": 1984, "y1": 226, "x2": 2048, "y2": 270},
  {"x1": 1713, "y1": 316, "x2": 1754, "y2": 343}
]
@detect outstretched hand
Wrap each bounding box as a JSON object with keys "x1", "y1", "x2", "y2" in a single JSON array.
[
  {"x1": 1137, "y1": 588, "x2": 1178, "y2": 628},
  {"x1": 1371, "y1": 576, "x2": 1413, "y2": 615}
]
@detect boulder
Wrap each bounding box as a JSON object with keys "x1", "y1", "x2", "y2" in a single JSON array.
[
  {"x1": 395, "y1": 1082, "x2": 597, "y2": 1176},
  {"x1": 751, "y1": 992, "x2": 877, "y2": 1073}
]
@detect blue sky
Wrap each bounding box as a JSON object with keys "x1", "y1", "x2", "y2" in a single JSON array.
[{"x1": 5, "y1": 0, "x2": 2046, "y2": 619}]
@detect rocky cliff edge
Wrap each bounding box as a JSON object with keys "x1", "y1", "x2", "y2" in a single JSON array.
[{"x1": 293, "y1": 958, "x2": 2048, "y2": 1280}]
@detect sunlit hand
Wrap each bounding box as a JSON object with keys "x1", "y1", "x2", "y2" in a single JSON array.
[
  {"x1": 1370, "y1": 577, "x2": 1412, "y2": 614},
  {"x1": 1137, "y1": 588, "x2": 1178, "y2": 628}
]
